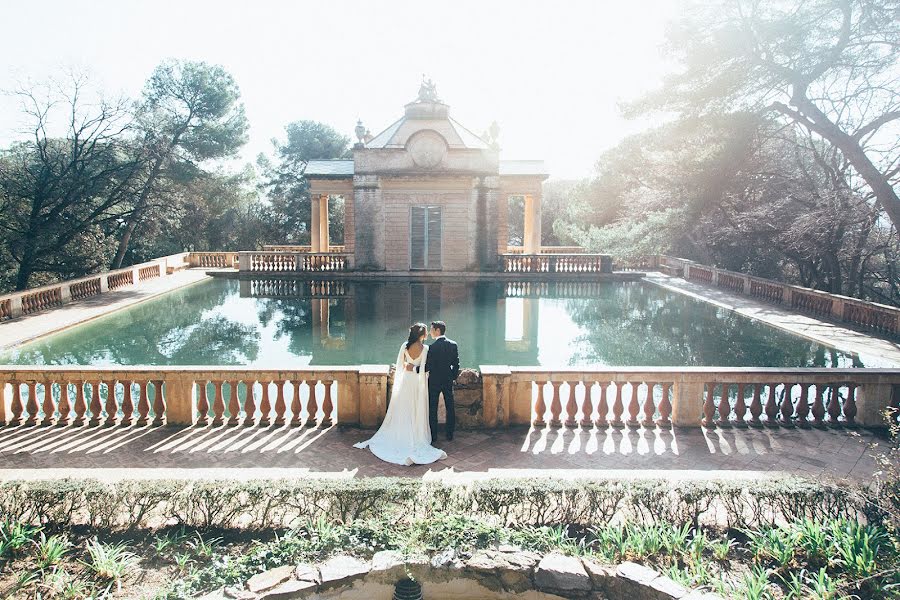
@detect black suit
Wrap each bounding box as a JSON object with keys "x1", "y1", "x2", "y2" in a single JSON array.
[{"x1": 424, "y1": 336, "x2": 460, "y2": 440}]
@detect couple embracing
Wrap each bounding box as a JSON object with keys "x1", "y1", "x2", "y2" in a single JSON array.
[{"x1": 354, "y1": 321, "x2": 458, "y2": 466}]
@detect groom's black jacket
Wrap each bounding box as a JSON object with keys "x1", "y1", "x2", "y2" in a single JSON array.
[{"x1": 423, "y1": 336, "x2": 460, "y2": 384}]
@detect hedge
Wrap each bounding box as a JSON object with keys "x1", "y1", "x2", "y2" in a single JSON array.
[{"x1": 0, "y1": 476, "x2": 879, "y2": 532}]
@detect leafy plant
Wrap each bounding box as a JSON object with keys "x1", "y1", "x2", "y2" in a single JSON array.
[
  {"x1": 36, "y1": 532, "x2": 71, "y2": 569},
  {"x1": 804, "y1": 567, "x2": 839, "y2": 600},
  {"x1": 0, "y1": 519, "x2": 41, "y2": 559},
  {"x1": 82, "y1": 538, "x2": 139, "y2": 591},
  {"x1": 740, "y1": 565, "x2": 774, "y2": 600}
]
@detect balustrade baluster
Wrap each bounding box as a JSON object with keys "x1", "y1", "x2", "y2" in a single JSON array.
[
  {"x1": 73, "y1": 381, "x2": 87, "y2": 426},
  {"x1": 843, "y1": 384, "x2": 857, "y2": 426},
  {"x1": 796, "y1": 383, "x2": 811, "y2": 428},
  {"x1": 811, "y1": 384, "x2": 826, "y2": 427},
  {"x1": 9, "y1": 381, "x2": 24, "y2": 425},
  {"x1": 24, "y1": 381, "x2": 38, "y2": 426},
  {"x1": 274, "y1": 380, "x2": 287, "y2": 426},
  {"x1": 779, "y1": 383, "x2": 795, "y2": 427},
  {"x1": 734, "y1": 383, "x2": 747, "y2": 427},
  {"x1": 105, "y1": 380, "x2": 119, "y2": 426},
  {"x1": 595, "y1": 383, "x2": 608, "y2": 427},
  {"x1": 88, "y1": 381, "x2": 102, "y2": 426},
  {"x1": 58, "y1": 382, "x2": 71, "y2": 426},
  {"x1": 321, "y1": 380, "x2": 334, "y2": 426},
  {"x1": 41, "y1": 381, "x2": 56, "y2": 426},
  {"x1": 533, "y1": 381, "x2": 546, "y2": 426},
  {"x1": 658, "y1": 383, "x2": 672, "y2": 426},
  {"x1": 764, "y1": 383, "x2": 778, "y2": 425},
  {"x1": 626, "y1": 382, "x2": 641, "y2": 427},
  {"x1": 549, "y1": 382, "x2": 562, "y2": 427},
  {"x1": 196, "y1": 381, "x2": 209, "y2": 426},
  {"x1": 748, "y1": 384, "x2": 762, "y2": 427},
  {"x1": 611, "y1": 382, "x2": 624, "y2": 427},
  {"x1": 642, "y1": 382, "x2": 655, "y2": 426},
  {"x1": 243, "y1": 381, "x2": 257, "y2": 426},
  {"x1": 212, "y1": 381, "x2": 225, "y2": 426},
  {"x1": 702, "y1": 383, "x2": 715, "y2": 426},
  {"x1": 716, "y1": 383, "x2": 731, "y2": 427},
  {"x1": 259, "y1": 381, "x2": 272, "y2": 426},
  {"x1": 121, "y1": 382, "x2": 134, "y2": 426},
  {"x1": 827, "y1": 383, "x2": 841, "y2": 426},
  {"x1": 227, "y1": 380, "x2": 241, "y2": 426},
  {"x1": 579, "y1": 382, "x2": 593, "y2": 428},
  {"x1": 563, "y1": 382, "x2": 577, "y2": 427},
  {"x1": 296, "y1": 380, "x2": 309, "y2": 427},
  {"x1": 136, "y1": 381, "x2": 149, "y2": 426},
  {"x1": 151, "y1": 379, "x2": 165, "y2": 426}
]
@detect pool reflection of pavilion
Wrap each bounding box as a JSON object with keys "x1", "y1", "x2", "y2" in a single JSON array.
[{"x1": 236, "y1": 278, "x2": 584, "y2": 366}]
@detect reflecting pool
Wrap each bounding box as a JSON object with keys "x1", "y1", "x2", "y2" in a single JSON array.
[{"x1": 0, "y1": 278, "x2": 878, "y2": 368}]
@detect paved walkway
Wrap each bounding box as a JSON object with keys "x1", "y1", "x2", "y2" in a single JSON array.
[
  {"x1": 645, "y1": 274, "x2": 900, "y2": 367},
  {"x1": 0, "y1": 269, "x2": 212, "y2": 349},
  {"x1": 0, "y1": 423, "x2": 882, "y2": 484}
]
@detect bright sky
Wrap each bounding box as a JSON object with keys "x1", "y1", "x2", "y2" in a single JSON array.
[{"x1": 0, "y1": 0, "x2": 679, "y2": 179}]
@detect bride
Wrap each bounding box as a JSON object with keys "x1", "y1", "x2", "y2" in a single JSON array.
[{"x1": 354, "y1": 323, "x2": 447, "y2": 466}]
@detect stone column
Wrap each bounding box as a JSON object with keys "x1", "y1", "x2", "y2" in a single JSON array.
[
  {"x1": 342, "y1": 194, "x2": 355, "y2": 254},
  {"x1": 672, "y1": 379, "x2": 705, "y2": 426},
  {"x1": 319, "y1": 195, "x2": 330, "y2": 252},
  {"x1": 481, "y1": 366, "x2": 511, "y2": 427},
  {"x1": 311, "y1": 194, "x2": 321, "y2": 252},
  {"x1": 523, "y1": 193, "x2": 542, "y2": 254},
  {"x1": 337, "y1": 373, "x2": 360, "y2": 426},
  {"x1": 353, "y1": 175, "x2": 383, "y2": 270},
  {"x1": 857, "y1": 381, "x2": 897, "y2": 427},
  {"x1": 164, "y1": 374, "x2": 195, "y2": 426},
  {"x1": 359, "y1": 365, "x2": 389, "y2": 428}
]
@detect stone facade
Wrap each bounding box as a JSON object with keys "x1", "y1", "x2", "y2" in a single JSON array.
[{"x1": 306, "y1": 84, "x2": 548, "y2": 272}]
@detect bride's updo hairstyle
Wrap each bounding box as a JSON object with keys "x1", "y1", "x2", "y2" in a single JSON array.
[{"x1": 406, "y1": 322, "x2": 427, "y2": 349}]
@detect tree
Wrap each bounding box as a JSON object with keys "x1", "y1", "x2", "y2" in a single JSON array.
[
  {"x1": 632, "y1": 0, "x2": 900, "y2": 235},
  {"x1": 260, "y1": 120, "x2": 350, "y2": 244},
  {"x1": 110, "y1": 60, "x2": 249, "y2": 268},
  {"x1": 0, "y1": 77, "x2": 142, "y2": 290}
]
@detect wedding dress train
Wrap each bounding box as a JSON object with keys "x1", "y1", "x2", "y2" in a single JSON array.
[{"x1": 353, "y1": 343, "x2": 447, "y2": 466}]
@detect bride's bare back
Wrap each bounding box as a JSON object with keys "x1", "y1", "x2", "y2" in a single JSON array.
[{"x1": 406, "y1": 342, "x2": 424, "y2": 361}]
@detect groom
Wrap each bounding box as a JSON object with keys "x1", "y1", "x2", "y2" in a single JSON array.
[{"x1": 423, "y1": 320, "x2": 459, "y2": 442}]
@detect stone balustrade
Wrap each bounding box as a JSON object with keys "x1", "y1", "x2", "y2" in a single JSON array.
[
  {"x1": 188, "y1": 251, "x2": 239, "y2": 269},
  {"x1": 3, "y1": 365, "x2": 896, "y2": 430},
  {"x1": 263, "y1": 244, "x2": 347, "y2": 253},
  {"x1": 0, "y1": 253, "x2": 189, "y2": 321},
  {"x1": 239, "y1": 251, "x2": 353, "y2": 273},
  {"x1": 505, "y1": 246, "x2": 586, "y2": 255},
  {"x1": 481, "y1": 366, "x2": 899, "y2": 429},
  {"x1": 500, "y1": 254, "x2": 612, "y2": 274},
  {"x1": 656, "y1": 256, "x2": 900, "y2": 337},
  {"x1": 0, "y1": 366, "x2": 384, "y2": 428}
]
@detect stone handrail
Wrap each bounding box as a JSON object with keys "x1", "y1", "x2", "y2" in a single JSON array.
[
  {"x1": 482, "y1": 366, "x2": 899, "y2": 429},
  {"x1": 0, "y1": 253, "x2": 190, "y2": 321},
  {"x1": 239, "y1": 251, "x2": 353, "y2": 273},
  {"x1": 506, "y1": 246, "x2": 587, "y2": 255},
  {"x1": 500, "y1": 254, "x2": 612, "y2": 274},
  {"x1": 0, "y1": 365, "x2": 389, "y2": 428},
  {"x1": 3, "y1": 365, "x2": 896, "y2": 430},
  {"x1": 263, "y1": 244, "x2": 347, "y2": 253},
  {"x1": 653, "y1": 255, "x2": 900, "y2": 337}
]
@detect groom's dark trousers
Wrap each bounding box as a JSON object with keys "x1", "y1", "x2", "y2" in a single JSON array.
[{"x1": 424, "y1": 336, "x2": 460, "y2": 441}]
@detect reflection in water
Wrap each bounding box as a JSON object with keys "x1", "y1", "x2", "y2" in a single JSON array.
[{"x1": 1, "y1": 278, "x2": 870, "y2": 368}]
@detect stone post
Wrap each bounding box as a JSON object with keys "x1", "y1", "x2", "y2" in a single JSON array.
[
  {"x1": 164, "y1": 374, "x2": 195, "y2": 426},
  {"x1": 480, "y1": 366, "x2": 511, "y2": 428},
  {"x1": 672, "y1": 378, "x2": 705, "y2": 426},
  {"x1": 311, "y1": 194, "x2": 321, "y2": 253},
  {"x1": 831, "y1": 297, "x2": 846, "y2": 322},
  {"x1": 508, "y1": 379, "x2": 534, "y2": 426},
  {"x1": 523, "y1": 194, "x2": 542, "y2": 254},
  {"x1": 359, "y1": 365, "x2": 389, "y2": 428},
  {"x1": 337, "y1": 373, "x2": 361, "y2": 426},
  {"x1": 60, "y1": 283, "x2": 72, "y2": 303},
  {"x1": 238, "y1": 252, "x2": 250, "y2": 272},
  {"x1": 342, "y1": 193, "x2": 355, "y2": 255},
  {"x1": 857, "y1": 381, "x2": 897, "y2": 428}
]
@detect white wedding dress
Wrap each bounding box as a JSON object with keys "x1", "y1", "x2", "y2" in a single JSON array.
[{"x1": 354, "y1": 343, "x2": 448, "y2": 465}]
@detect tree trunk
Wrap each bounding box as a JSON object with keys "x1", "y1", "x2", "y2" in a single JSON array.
[
  {"x1": 111, "y1": 153, "x2": 167, "y2": 269},
  {"x1": 787, "y1": 94, "x2": 900, "y2": 237},
  {"x1": 111, "y1": 218, "x2": 139, "y2": 270}
]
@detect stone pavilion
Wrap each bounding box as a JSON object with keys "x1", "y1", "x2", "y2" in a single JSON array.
[{"x1": 305, "y1": 81, "x2": 548, "y2": 272}]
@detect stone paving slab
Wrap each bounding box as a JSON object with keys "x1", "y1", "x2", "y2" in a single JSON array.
[
  {"x1": 0, "y1": 269, "x2": 213, "y2": 349},
  {"x1": 0, "y1": 423, "x2": 883, "y2": 483},
  {"x1": 645, "y1": 273, "x2": 900, "y2": 366}
]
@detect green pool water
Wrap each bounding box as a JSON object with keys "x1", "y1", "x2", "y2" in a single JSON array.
[{"x1": 0, "y1": 278, "x2": 878, "y2": 368}]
